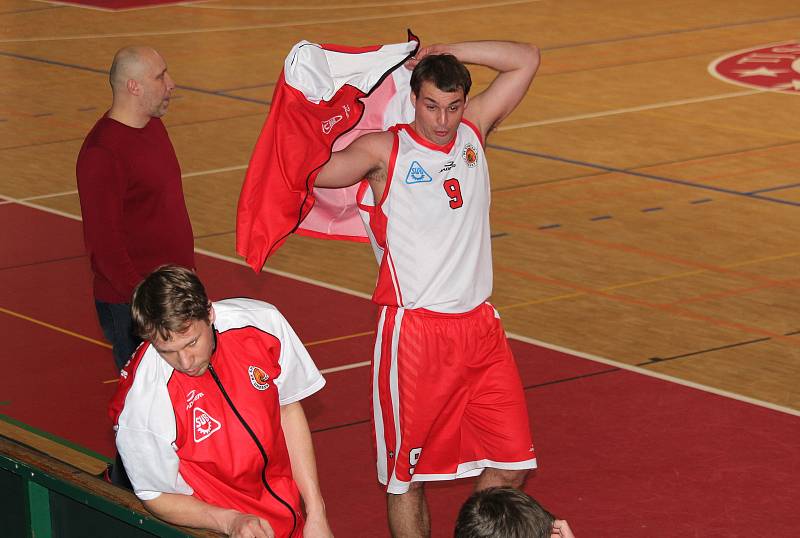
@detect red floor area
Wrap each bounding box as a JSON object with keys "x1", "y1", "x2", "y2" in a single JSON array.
[
  {"x1": 1, "y1": 202, "x2": 798, "y2": 537},
  {"x1": 47, "y1": 0, "x2": 188, "y2": 10}
]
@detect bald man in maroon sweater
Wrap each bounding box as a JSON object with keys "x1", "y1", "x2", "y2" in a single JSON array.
[{"x1": 77, "y1": 46, "x2": 194, "y2": 372}]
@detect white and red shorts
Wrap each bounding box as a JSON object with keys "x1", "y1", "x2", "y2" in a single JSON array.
[{"x1": 371, "y1": 303, "x2": 536, "y2": 494}]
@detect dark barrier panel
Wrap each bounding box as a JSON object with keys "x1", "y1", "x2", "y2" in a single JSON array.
[
  {"x1": 50, "y1": 491, "x2": 160, "y2": 538},
  {"x1": 0, "y1": 467, "x2": 28, "y2": 538},
  {"x1": 0, "y1": 435, "x2": 220, "y2": 538}
]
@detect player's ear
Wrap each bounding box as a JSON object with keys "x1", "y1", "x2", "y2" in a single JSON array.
[
  {"x1": 208, "y1": 305, "x2": 215, "y2": 325},
  {"x1": 410, "y1": 91, "x2": 417, "y2": 108}
]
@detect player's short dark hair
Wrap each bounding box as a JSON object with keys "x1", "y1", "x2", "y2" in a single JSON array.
[
  {"x1": 411, "y1": 53, "x2": 472, "y2": 97},
  {"x1": 131, "y1": 265, "x2": 211, "y2": 342},
  {"x1": 454, "y1": 487, "x2": 555, "y2": 538}
]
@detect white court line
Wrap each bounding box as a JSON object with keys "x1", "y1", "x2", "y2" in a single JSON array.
[
  {"x1": 0, "y1": 88, "x2": 768, "y2": 205},
  {"x1": 3, "y1": 194, "x2": 797, "y2": 416},
  {"x1": 0, "y1": 0, "x2": 539, "y2": 43},
  {"x1": 0, "y1": 86, "x2": 765, "y2": 206},
  {"x1": 0, "y1": 191, "x2": 373, "y2": 298},
  {"x1": 195, "y1": 247, "x2": 373, "y2": 300},
  {"x1": 0, "y1": 164, "x2": 249, "y2": 205},
  {"x1": 182, "y1": 164, "x2": 246, "y2": 177},
  {"x1": 507, "y1": 332, "x2": 800, "y2": 418},
  {"x1": 0, "y1": 194, "x2": 82, "y2": 220},
  {"x1": 0, "y1": 86, "x2": 770, "y2": 207},
  {"x1": 320, "y1": 360, "x2": 371, "y2": 375},
  {"x1": 496, "y1": 88, "x2": 763, "y2": 131}
]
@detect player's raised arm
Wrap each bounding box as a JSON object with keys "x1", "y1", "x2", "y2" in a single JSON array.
[
  {"x1": 413, "y1": 41, "x2": 539, "y2": 140},
  {"x1": 314, "y1": 130, "x2": 392, "y2": 189}
]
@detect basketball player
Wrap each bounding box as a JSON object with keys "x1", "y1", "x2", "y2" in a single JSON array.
[{"x1": 314, "y1": 40, "x2": 541, "y2": 538}]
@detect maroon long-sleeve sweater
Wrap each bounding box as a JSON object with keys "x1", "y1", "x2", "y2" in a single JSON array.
[{"x1": 76, "y1": 116, "x2": 195, "y2": 303}]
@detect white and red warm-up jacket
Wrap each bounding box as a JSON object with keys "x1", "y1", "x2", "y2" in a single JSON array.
[{"x1": 236, "y1": 34, "x2": 418, "y2": 272}]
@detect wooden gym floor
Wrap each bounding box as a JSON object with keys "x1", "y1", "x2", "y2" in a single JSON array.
[
  {"x1": 0, "y1": 0, "x2": 799, "y2": 534},
  {"x1": 2, "y1": 0, "x2": 797, "y2": 410}
]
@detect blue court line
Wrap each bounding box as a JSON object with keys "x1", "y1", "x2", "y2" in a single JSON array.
[
  {"x1": 1, "y1": 111, "x2": 264, "y2": 152},
  {"x1": 487, "y1": 144, "x2": 800, "y2": 208},
  {"x1": 746, "y1": 182, "x2": 800, "y2": 195},
  {"x1": 0, "y1": 6, "x2": 64, "y2": 15},
  {"x1": 641, "y1": 207, "x2": 663, "y2": 212},
  {"x1": 590, "y1": 215, "x2": 613, "y2": 221},
  {"x1": 0, "y1": 50, "x2": 269, "y2": 106},
  {"x1": 538, "y1": 224, "x2": 561, "y2": 230},
  {"x1": 215, "y1": 82, "x2": 276, "y2": 93},
  {"x1": 544, "y1": 14, "x2": 800, "y2": 51},
  {"x1": 690, "y1": 198, "x2": 713, "y2": 204}
]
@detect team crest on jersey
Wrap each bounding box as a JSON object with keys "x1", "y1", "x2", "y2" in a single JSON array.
[
  {"x1": 708, "y1": 41, "x2": 800, "y2": 94},
  {"x1": 405, "y1": 161, "x2": 433, "y2": 184},
  {"x1": 462, "y1": 143, "x2": 479, "y2": 167},
  {"x1": 193, "y1": 407, "x2": 221, "y2": 443},
  {"x1": 249, "y1": 365, "x2": 270, "y2": 391}
]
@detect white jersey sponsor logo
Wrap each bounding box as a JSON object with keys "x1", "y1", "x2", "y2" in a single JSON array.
[
  {"x1": 185, "y1": 389, "x2": 205, "y2": 410},
  {"x1": 405, "y1": 160, "x2": 433, "y2": 184},
  {"x1": 193, "y1": 407, "x2": 221, "y2": 443}
]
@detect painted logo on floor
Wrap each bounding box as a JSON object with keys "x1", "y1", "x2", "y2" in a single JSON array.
[{"x1": 709, "y1": 41, "x2": 800, "y2": 94}]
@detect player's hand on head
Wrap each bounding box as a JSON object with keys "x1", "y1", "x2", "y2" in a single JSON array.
[
  {"x1": 404, "y1": 43, "x2": 449, "y2": 70},
  {"x1": 228, "y1": 513, "x2": 275, "y2": 538}
]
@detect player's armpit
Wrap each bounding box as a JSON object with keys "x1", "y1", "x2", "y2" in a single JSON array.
[{"x1": 314, "y1": 131, "x2": 392, "y2": 189}]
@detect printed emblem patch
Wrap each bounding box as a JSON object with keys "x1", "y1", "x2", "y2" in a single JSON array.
[
  {"x1": 322, "y1": 114, "x2": 342, "y2": 134},
  {"x1": 249, "y1": 365, "x2": 270, "y2": 391},
  {"x1": 321, "y1": 104, "x2": 352, "y2": 134},
  {"x1": 439, "y1": 160, "x2": 456, "y2": 173},
  {"x1": 185, "y1": 389, "x2": 204, "y2": 410},
  {"x1": 193, "y1": 407, "x2": 221, "y2": 443},
  {"x1": 405, "y1": 161, "x2": 433, "y2": 183},
  {"x1": 462, "y1": 143, "x2": 479, "y2": 167},
  {"x1": 709, "y1": 41, "x2": 800, "y2": 94}
]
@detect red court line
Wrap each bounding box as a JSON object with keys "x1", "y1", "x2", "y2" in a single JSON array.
[{"x1": 2, "y1": 202, "x2": 798, "y2": 537}]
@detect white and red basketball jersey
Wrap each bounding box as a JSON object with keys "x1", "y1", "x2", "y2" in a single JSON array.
[{"x1": 357, "y1": 121, "x2": 492, "y2": 313}]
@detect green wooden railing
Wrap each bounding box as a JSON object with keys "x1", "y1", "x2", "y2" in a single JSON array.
[{"x1": 0, "y1": 436, "x2": 219, "y2": 538}]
